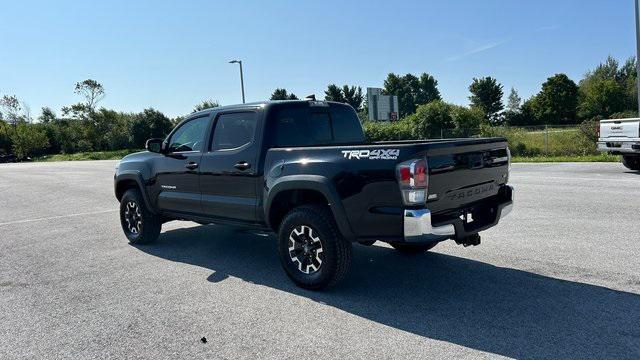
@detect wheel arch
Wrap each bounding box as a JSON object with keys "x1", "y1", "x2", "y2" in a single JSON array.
[
  {"x1": 265, "y1": 175, "x2": 355, "y2": 242},
  {"x1": 114, "y1": 171, "x2": 156, "y2": 214}
]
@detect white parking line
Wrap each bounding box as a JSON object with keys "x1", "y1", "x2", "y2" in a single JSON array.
[
  {"x1": 0, "y1": 209, "x2": 117, "y2": 227},
  {"x1": 511, "y1": 175, "x2": 640, "y2": 183}
]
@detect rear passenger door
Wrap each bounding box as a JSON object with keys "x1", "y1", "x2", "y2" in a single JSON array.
[{"x1": 199, "y1": 111, "x2": 261, "y2": 222}]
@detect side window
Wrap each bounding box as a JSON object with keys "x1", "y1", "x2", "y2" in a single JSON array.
[
  {"x1": 271, "y1": 105, "x2": 333, "y2": 147},
  {"x1": 310, "y1": 113, "x2": 332, "y2": 143},
  {"x1": 211, "y1": 112, "x2": 257, "y2": 151},
  {"x1": 330, "y1": 104, "x2": 365, "y2": 144},
  {"x1": 168, "y1": 117, "x2": 209, "y2": 153}
]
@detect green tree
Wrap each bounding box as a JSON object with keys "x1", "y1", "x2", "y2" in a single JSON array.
[
  {"x1": 10, "y1": 123, "x2": 49, "y2": 158},
  {"x1": 450, "y1": 105, "x2": 486, "y2": 136},
  {"x1": 507, "y1": 97, "x2": 541, "y2": 126},
  {"x1": 270, "y1": 88, "x2": 298, "y2": 100},
  {"x1": 132, "y1": 108, "x2": 173, "y2": 148},
  {"x1": 49, "y1": 119, "x2": 93, "y2": 154},
  {"x1": 39, "y1": 107, "x2": 56, "y2": 123},
  {"x1": 469, "y1": 77, "x2": 504, "y2": 121},
  {"x1": 0, "y1": 95, "x2": 23, "y2": 125},
  {"x1": 416, "y1": 73, "x2": 441, "y2": 106},
  {"x1": 0, "y1": 120, "x2": 12, "y2": 154},
  {"x1": 193, "y1": 100, "x2": 220, "y2": 113},
  {"x1": 62, "y1": 79, "x2": 105, "y2": 119},
  {"x1": 383, "y1": 72, "x2": 441, "y2": 117},
  {"x1": 341, "y1": 85, "x2": 363, "y2": 109},
  {"x1": 382, "y1": 73, "x2": 403, "y2": 102},
  {"x1": 323, "y1": 84, "x2": 363, "y2": 109},
  {"x1": 75, "y1": 79, "x2": 105, "y2": 111},
  {"x1": 324, "y1": 84, "x2": 345, "y2": 102},
  {"x1": 506, "y1": 88, "x2": 522, "y2": 113},
  {"x1": 533, "y1": 73, "x2": 579, "y2": 125},
  {"x1": 406, "y1": 101, "x2": 452, "y2": 139},
  {"x1": 579, "y1": 79, "x2": 626, "y2": 120},
  {"x1": 407, "y1": 100, "x2": 486, "y2": 139},
  {"x1": 88, "y1": 108, "x2": 132, "y2": 150},
  {"x1": 619, "y1": 57, "x2": 638, "y2": 111},
  {"x1": 578, "y1": 56, "x2": 636, "y2": 119},
  {"x1": 503, "y1": 88, "x2": 523, "y2": 126}
]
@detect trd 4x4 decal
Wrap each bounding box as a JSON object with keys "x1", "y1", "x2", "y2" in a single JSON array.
[{"x1": 341, "y1": 149, "x2": 400, "y2": 160}]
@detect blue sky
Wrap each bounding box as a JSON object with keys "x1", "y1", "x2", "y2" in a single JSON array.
[{"x1": 0, "y1": 0, "x2": 636, "y2": 118}]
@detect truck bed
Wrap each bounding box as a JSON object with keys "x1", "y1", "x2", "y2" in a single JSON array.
[{"x1": 264, "y1": 137, "x2": 510, "y2": 241}]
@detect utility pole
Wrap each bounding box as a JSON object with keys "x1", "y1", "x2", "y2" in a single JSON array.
[
  {"x1": 635, "y1": 0, "x2": 640, "y2": 114},
  {"x1": 229, "y1": 60, "x2": 245, "y2": 104}
]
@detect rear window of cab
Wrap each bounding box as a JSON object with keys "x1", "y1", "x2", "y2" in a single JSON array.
[{"x1": 267, "y1": 102, "x2": 364, "y2": 147}]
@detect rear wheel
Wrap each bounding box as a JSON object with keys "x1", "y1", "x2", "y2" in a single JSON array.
[
  {"x1": 278, "y1": 205, "x2": 352, "y2": 290},
  {"x1": 390, "y1": 241, "x2": 439, "y2": 254},
  {"x1": 119, "y1": 188, "x2": 161, "y2": 244},
  {"x1": 622, "y1": 155, "x2": 640, "y2": 171}
]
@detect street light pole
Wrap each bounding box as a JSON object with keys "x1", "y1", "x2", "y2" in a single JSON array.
[
  {"x1": 635, "y1": 0, "x2": 640, "y2": 114},
  {"x1": 229, "y1": 60, "x2": 245, "y2": 104}
]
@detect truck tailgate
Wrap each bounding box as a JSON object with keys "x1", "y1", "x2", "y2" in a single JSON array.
[
  {"x1": 425, "y1": 140, "x2": 510, "y2": 214},
  {"x1": 600, "y1": 118, "x2": 640, "y2": 139}
]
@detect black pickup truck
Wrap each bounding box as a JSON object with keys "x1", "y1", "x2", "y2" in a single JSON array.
[{"x1": 114, "y1": 99, "x2": 513, "y2": 289}]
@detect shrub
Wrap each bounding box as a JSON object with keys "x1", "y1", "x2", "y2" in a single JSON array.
[
  {"x1": 406, "y1": 101, "x2": 454, "y2": 139},
  {"x1": 579, "y1": 119, "x2": 599, "y2": 144},
  {"x1": 363, "y1": 120, "x2": 413, "y2": 141},
  {"x1": 0, "y1": 121, "x2": 12, "y2": 154},
  {"x1": 450, "y1": 105, "x2": 485, "y2": 137},
  {"x1": 10, "y1": 123, "x2": 49, "y2": 158},
  {"x1": 89, "y1": 109, "x2": 133, "y2": 151},
  {"x1": 479, "y1": 124, "x2": 597, "y2": 156},
  {"x1": 363, "y1": 101, "x2": 487, "y2": 141},
  {"x1": 131, "y1": 108, "x2": 173, "y2": 148}
]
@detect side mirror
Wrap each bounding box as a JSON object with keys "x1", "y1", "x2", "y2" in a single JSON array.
[{"x1": 146, "y1": 138, "x2": 165, "y2": 154}]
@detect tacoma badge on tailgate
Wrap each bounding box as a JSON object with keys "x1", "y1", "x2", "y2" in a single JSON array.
[{"x1": 446, "y1": 183, "x2": 495, "y2": 201}]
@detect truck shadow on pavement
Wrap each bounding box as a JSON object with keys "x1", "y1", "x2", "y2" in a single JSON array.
[{"x1": 135, "y1": 225, "x2": 639, "y2": 359}]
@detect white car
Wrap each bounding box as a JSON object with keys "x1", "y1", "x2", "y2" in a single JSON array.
[{"x1": 597, "y1": 118, "x2": 640, "y2": 171}]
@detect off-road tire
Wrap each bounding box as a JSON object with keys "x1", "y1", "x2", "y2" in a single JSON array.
[
  {"x1": 622, "y1": 155, "x2": 640, "y2": 171},
  {"x1": 119, "y1": 188, "x2": 161, "y2": 244},
  {"x1": 278, "y1": 205, "x2": 352, "y2": 290}
]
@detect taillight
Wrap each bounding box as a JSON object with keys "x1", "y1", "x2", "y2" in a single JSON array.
[
  {"x1": 596, "y1": 121, "x2": 600, "y2": 138},
  {"x1": 396, "y1": 158, "x2": 428, "y2": 205}
]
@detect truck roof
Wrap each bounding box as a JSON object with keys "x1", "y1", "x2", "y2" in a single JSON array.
[{"x1": 189, "y1": 100, "x2": 347, "y2": 119}]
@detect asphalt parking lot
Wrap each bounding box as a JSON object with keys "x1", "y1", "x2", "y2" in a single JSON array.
[{"x1": 0, "y1": 161, "x2": 638, "y2": 359}]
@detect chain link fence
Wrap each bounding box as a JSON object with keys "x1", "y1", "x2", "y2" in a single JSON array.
[{"x1": 439, "y1": 124, "x2": 598, "y2": 157}]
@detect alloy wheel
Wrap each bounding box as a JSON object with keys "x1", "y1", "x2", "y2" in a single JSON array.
[
  {"x1": 288, "y1": 225, "x2": 324, "y2": 274},
  {"x1": 123, "y1": 201, "x2": 143, "y2": 235}
]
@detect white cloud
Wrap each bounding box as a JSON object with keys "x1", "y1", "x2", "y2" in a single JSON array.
[{"x1": 444, "y1": 39, "x2": 510, "y2": 62}]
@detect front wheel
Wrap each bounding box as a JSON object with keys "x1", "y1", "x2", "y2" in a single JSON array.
[
  {"x1": 119, "y1": 188, "x2": 161, "y2": 244},
  {"x1": 390, "y1": 241, "x2": 439, "y2": 254},
  {"x1": 278, "y1": 205, "x2": 352, "y2": 290},
  {"x1": 622, "y1": 155, "x2": 640, "y2": 171}
]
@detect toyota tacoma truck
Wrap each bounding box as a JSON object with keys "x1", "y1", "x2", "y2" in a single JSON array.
[
  {"x1": 597, "y1": 117, "x2": 640, "y2": 171},
  {"x1": 114, "y1": 99, "x2": 514, "y2": 289}
]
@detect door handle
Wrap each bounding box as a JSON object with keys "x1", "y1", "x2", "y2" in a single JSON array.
[
  {"x1": 234, "y1": 161, "x2": 251, "y2": 171},
  {"x1": 185, "y1": 162, "x2": 199, "y2": 170}
]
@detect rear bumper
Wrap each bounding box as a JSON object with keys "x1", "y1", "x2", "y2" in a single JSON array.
[
  {"x1": 597, "y1": 141, "x2": 640, "y2": 154},
  {"x1": 404, "y1": 185, "x2": 513, "y2": 243}
]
